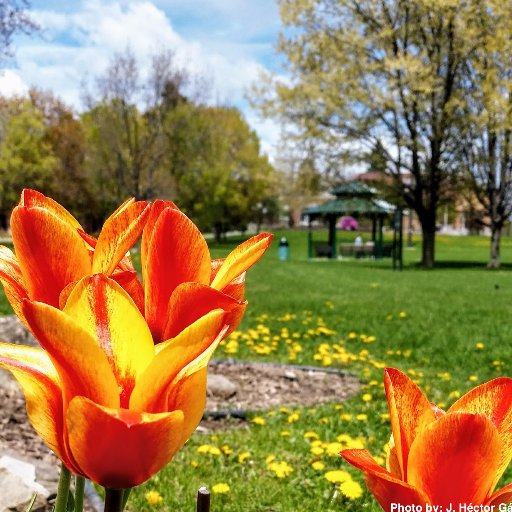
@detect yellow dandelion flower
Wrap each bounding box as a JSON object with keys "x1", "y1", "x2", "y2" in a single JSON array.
[
  {"x1": 145, "y1": 490, "x2": 163, "y2": 506},
  {"x1": 340, "y1": 479, "x2": 363, "y2": 499},
  {"x1": 399, "y1": 311, "x2": 407, "y2": 318},
  {"x1": 280, "y1": 430, "x2": 291, "y2": 437},
  {"x1": 304, "y1": 431, "x2": 320, "y2": 440},
  {"x1": 324, "y1": 470, "x2": 350, "y2": 483},
  {"x1": 356, "y1": 413, "x2": 368, "y2": 421},
  {"x1": 268, "y1": 461, "x2": 294, "y2": 478},
  {"x1": 362, "y1": 393, "x2": 372, "y2": 402},
  {"x1": 325, "y1": 442, "x2": 343, "y2": 456},
  {"x1": 212, "y1": 483, "x2": 230, "y2": 494},
  {"x1": 475, "y1": 342, "x2": 485, "y2": 350},
  {"x1": 468, "y1": 375, "x2": 478, "y2": 382},
  {"x1": 238, "y1": 451, "x2": 251, "y2": 463},
  {"x1": 312, "y1": 461, "x2": 325, "y2": 470},
  {"x1": 252, "y1": 416, "x2": 266, "y2": 425},
  {"x1": 288, "y1": 412, "x2": 300, "y2": 423}
]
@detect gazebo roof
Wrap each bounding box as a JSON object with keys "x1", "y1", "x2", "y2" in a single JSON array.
[{"x1": 303, "y1": 181, "x2": 394, "y2": 217}]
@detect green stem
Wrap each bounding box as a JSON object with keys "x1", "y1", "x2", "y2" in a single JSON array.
[
  {"x1": 74, "y1": 476, "x2": 85, "y2": 512},
  {"x1": 54, "y1": 464, "x2": 72, "y2": 512},
  {"x1": 104, "y1": 488, "x2": 124, "y2": 512},
  {"x1": 121, "y1": 488, "x2": 131, "y2": 510}
]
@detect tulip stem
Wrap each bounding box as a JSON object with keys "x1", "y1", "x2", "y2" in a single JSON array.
[
  {"x1": 121, "y1": 488, "x2": 131, "y2": 510},
  {"x1": 54, "y1": 464, "x2": 72, "y2": 512},
  {"x1": 104, "y1": 488, "x2": 124, "y2": 512},
  {"x1": 74, "y1": 476, "x2": 85, "y2": 512}
]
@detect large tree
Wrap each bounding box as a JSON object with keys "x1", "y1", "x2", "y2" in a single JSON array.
[
  {"x1": 456, "y1": 2, "x2": 512, "y2": 269},
  {"x1": 255, "y1": 0, "x2": 484, "y2": 267}
]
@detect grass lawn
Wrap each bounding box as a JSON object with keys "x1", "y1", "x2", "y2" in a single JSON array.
[
  {"x1": 3, "y1": 230, "x2": 512, "y2": 510},
  {"x1": 123, "y1": 230, "x2": 512, "y2": 511}
]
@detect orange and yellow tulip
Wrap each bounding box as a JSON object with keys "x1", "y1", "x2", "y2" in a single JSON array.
[
  {"x1": 140, "y1": 199, "x2": 273, "y2": 343},
  {"x1": 0, "y1": 189, "x2": 150, "y2": 322},
  {"x1": 0, "y1": 274, "x2": 227, "y2": 489},
  {"x1": 341, "y1": 368, "x2": 512, "y2": 510}
]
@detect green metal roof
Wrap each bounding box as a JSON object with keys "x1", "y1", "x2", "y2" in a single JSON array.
[{"x1": 303, "y1": 196, "x2": 390, "y2": 217}]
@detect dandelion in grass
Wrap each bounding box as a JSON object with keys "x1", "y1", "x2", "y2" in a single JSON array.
[
  {"x1": 268, "y1": 461, "x2": 294, "y2": 478},
  {"x1": 311, "y1": 461, "x2": 325, "y2": 470},
  {"x1": 238, "y1": 451, "x2": 251, "y2": 463},
  {"x1": 145, "y1": 490, "x2": 163, "y2": 505},
  {"x1": 398, "y1": 311, "x2": 407, "y2": 318},
  {"x1": 475, "y1": 342, "x2": 485, "y2": 350},
  {"x1": 252, "y1": 416, "x2": 266, "y2": 425},
  {"x1": 362, "y1": 393, "x2": 372, "y2": 402},
  {"x1": 356, "y1": 413, "x2": 368, "y2": 421},
  {"x1": 280, "y1": 430, "x2": 291, "y2": 437},
  {"x1": 288, "y1": 411, "x2": 300, "y2": 423},
  {"x1": 339, "y1": 479, "x2": 363, "y2": 499},
  {"x1": 324, "y1": 470, "x2": 350, "y2": 483},
  {"x1": 341, "y1": 368, "x2": 512, "y2": 511},
  {"x1": 211, "y1": 483, "x2": 230, "y2": 494}
]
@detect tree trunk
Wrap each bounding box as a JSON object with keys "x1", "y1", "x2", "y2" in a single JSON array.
[
  {"x1": 488, "y1": 225, "x2": 501, "y2": 269},
  {"x1": 420, "y1": 218, "x2": 436, "y2": 268}
]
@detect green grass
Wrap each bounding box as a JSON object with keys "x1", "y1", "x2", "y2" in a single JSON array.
[
  {"x1": 4, "y1": 231, "x2": 512, "y2": 510},
  {"x1": 123, "y1": 231, "x2": 512, "y2": 511}
]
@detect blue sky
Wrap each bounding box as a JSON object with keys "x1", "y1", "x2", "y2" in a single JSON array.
[{"x1": 0, "y1": 0, "x2": 286, "y2": 159}]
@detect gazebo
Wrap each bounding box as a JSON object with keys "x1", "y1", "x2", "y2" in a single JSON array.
[{"x1": 302, "y1": 182, "x2": 395, "y2": 260}]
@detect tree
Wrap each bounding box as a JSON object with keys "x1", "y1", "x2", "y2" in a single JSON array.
[
  {"x1": 0, "y1": 96, "x2": 57, "y2": 225},
  {"x1": 456, "y1": 3, "x2": 512, "y2": 269},
  {"x1": 82, "y1": 48, "x2": 187, "y2": 206},
  {"x1": 255, "y1": 0, "x2": 483, "y2": 267},
  {"x1": 0, "y1": 0, "x2": 36, "y2": 61},
  {"x1": 165, "y1": 104, "x2": 277, "y2": 240}
]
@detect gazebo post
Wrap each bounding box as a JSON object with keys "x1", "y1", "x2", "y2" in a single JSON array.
[
  {"x1": 308, "y1": 216, "x2": 313, "y2": 258},
  {"x1": 371, "y1": 214, "x2": 377, "y2": 242},
  {"x1": 376, "y1": 215, "x2": 384, "y2": 258},
  {"x1": 328, "y1": 214, "x2": 337, "y2": 259}
]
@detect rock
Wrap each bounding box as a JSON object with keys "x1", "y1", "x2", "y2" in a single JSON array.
[
  {"x1": 0, "y1": 456, "x2": 52, "y2": 512},
  {"x1": 283, "y1": 370, "x2": 297, "y2": 380},
  {"x1": 207, "y1": 374, "x2": 237, "y2": 399},
  {"x1": 0, "y1": 315, "x2": 37, "y2": 347}
]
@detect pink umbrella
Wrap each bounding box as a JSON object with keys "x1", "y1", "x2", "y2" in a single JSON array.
[{"x1": 339, "y1": 216, "x2": 358, "y2": 231}]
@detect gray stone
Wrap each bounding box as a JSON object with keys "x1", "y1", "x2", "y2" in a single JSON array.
[
  {"x1": 207, "y1": 374, "x2": 237, "y2": 399},
  {"x1": 0, "y1": 315, "x2": 37, "y2": 347}
]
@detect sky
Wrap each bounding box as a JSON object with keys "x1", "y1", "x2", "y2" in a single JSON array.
[{"x1": 0, "y1": 0, "x2": 286, "y2": 160}]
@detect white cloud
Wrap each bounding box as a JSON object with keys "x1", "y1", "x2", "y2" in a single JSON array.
[
  {"x1": 6, "y1": 0, "x2": 284, "y2": 158},
  {"x1": 0, "y1": 70, "x2": 29, "y2": 97}
]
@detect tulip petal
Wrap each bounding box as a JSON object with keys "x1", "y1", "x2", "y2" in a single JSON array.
[
  {"x1": 448, "y1": 377, "x2": 512, "y2": 489},
  {"x1": 0, "y1": 246, "x2": 28, "y2": 321},
  {"x1": 11, "y1": 206, "x2": 91, "y2": 307},
  {"x1": 140, "y1": 199, "x2": 178, "y2": 267},
  {"x1": 407, "y1": 413, "x2": 501, "y2": 507},
  {"x1": 63, "y1": 275, "x2": 154, "y2": 407},
  {"x1": 130, "y1": 310, "x2": 226, "y2": 413},
  {"x1": 20, "y1": 189, "x2": 82, "y2": 230},
  {"x1": 341, "y1": 449, "x2": 429, "y2": 512},
  {"x1": 92, "y1": 199, "x2": 150, "y2": 275},
  {"x1": 166, "y1": 367, "x2": 208, "y2": 448},
  {"x1": 210, "y1": 260, "x2": 246, "y2": 300},
  {"x1": 22, "y1": 299, "x2": 119, "y2": 408},
  {"x1": 486, "y1": 483, "x2": 512, "y2": 506},
  {"x1": 67, "y1": 396, "x2": 184, "y2": 488},
  {"x1": 210, "y1": 233, "x2": 272, "y2": 291},
  {"x1": 142, "y1": 208, "x2": 211, "y2": 342},
  {"x1": 0, "y1": 343, "x2": 79, "y2": 472},
  {"x1": 164, "y1": 282, "x2": 246, "y2": 340},
  {"x1": 110, "y1": 270, "x2": 145, "y2": 314},
  {"x1": 384, "y1": 368, "x2": 437, "y2": 480}
]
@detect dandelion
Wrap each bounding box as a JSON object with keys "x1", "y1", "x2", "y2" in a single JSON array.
[
  {"x1": 356, "y1": 413, "x2": 368, "y2": 421},
  {"x1": 312, "y1": 461, "x2": 325, "y2": 470},
  {"x1": 238, "y1": 451, "x2": 251, "y2": 463},
  {"x1": 212, "y1": 483, "x2": 230, "y2": 494},
  {"x1": 339, "y1": 479, "x2": 363, "y2": 499},
  {"x1": 362, "y1": 393, "x2": 372, "y2": 402},
  {"x1": 145, "y1": 490, "x2": 163, "y2": 505},
  {"x1": 324, "y1": 470, "x2": 351, "y2": 483},
  {"x1": 268, "y1": 461, "x2": 294, "y2": 478},
  {"x1": 399, "y1": 311, "x2": 407, "y2": 318},
  {"x1": 252, "y1": 416, "x2": 266, "y2": 426},
  {"x1": 468, "y1": 375, "x2": 478, "y2": 382},
  {"x1": 288, "y1": 412, "x2": 300, "y2": 423}
]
